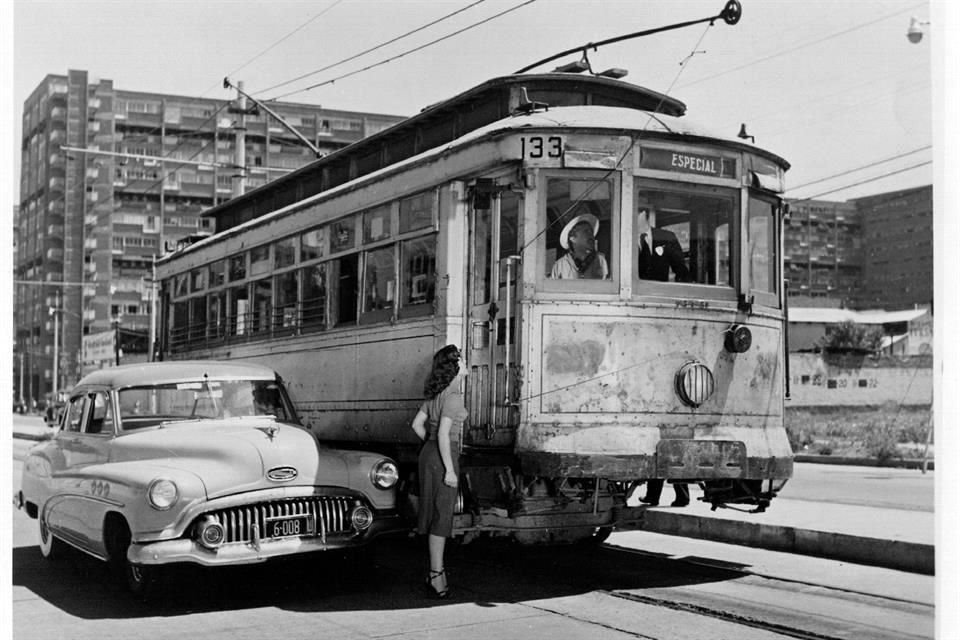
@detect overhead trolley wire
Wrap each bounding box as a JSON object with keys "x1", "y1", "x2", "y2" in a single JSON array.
[
  {"x1": 224, "y1": 0, "x2": 346, "y2": 82},
  {"x1": 789, "y1": 161, "x2": 931, "y2": 203},
  {"x1": 788, "y1": 146, "x2": 931, "y2": 192},
  {"x1": 677, "y1": 1, "x2": 928, "y2": 89},
  {"x1": 265, "y1": 0, "x2": 538, "y2": 102},
  {"x1": 256, "y1": 0, "x2": 489, "y2": 97}
]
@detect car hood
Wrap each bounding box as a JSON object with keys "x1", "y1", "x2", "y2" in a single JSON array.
[{"x1": 108, "y1": 420, "x2": 350, "y2": 498}]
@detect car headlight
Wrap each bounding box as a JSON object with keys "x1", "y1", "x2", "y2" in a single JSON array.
[
  {"x1": 147, "y1": 478, "x2": 179, "y2": 510},
  {"x1": 371, "y1": 459, "x2": 399, "y2": 489}
]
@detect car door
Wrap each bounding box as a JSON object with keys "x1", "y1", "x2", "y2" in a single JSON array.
[{"x1": 54, "y1": 390, "x2": 115, "y2": 554}]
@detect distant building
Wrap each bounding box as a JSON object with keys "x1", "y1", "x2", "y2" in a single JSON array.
[
  {"x1": 784, "y1": 199, "x2": 861, "y2": 307},
  {"x1": 851, "y1": 186, "x2": 933, "y2": 310},
  {"x1": 14, "y1": 69, "x2": 406, "y2": 405},
  {"x1": 785, "y1": 184, "x2": 932, "y2": 312}
]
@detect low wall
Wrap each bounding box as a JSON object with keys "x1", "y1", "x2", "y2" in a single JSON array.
[{"x1": 788, "y1": 353, "x2": 932, "y2": 407}]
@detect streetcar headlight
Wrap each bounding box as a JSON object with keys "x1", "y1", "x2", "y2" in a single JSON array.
[
  {"x1": 195, "y1": 515, "x2": 225, "y2": 549},
  {"x1": 675, "y1": 361, "x2": 716, "y2": 408},
  {"x1": 351, "y1": 503, "x2": 374, "y2": 531},
  {"x1": 724, "y1": 324, "x2": 753, "y2": 353},
  {"x1": 147, "y1": 478, "x2": 179, "y2": 510},
  {"x1": 371, "y1": 459, "x2": 399, "y2": 489}
]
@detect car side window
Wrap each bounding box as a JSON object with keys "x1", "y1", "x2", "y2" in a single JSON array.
[
  {"x1": 63, "y1": 396, "x2": 87, "y2": 433},
  {"x1": 87, "y1": 392, "x2": 114, "y2": 435}
]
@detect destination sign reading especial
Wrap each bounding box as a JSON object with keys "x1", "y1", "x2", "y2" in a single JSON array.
[{"x1": 639, "y1": 147, "x2": 736, "y2": 179}]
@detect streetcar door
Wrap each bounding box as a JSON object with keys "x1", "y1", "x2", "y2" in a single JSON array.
[{"x1": 465, "y1": 179, "x2": 521, "y2": 449}]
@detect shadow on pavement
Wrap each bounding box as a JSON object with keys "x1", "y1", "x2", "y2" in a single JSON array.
[{"x1": 12, "y1": 535, "x2": 744, "y2": 619}]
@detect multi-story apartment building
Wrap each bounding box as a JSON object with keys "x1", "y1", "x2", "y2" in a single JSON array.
[
  {"x1": 784, "y1": 199, "x2": 861, "y2": 307},
  {"x1": 785, "y1": 185, "x2": 932, "y2": 311},
  {"x1": 15, "y1": 70, "x2": 405, "y2": 406},
  {"x1": 852, "y1": 185, "x2": 933, "y2": 310}
]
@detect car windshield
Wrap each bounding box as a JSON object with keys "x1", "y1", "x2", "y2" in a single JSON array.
[{"x1": 117, "y1": 379, "x2": 294, "y2": 429}]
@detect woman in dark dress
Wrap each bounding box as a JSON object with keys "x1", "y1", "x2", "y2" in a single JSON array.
[{"x1": 410, "y1": 344, "x2": 467, "y2": 598}]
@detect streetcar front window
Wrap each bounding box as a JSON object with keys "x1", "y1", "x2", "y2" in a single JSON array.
[
  {"x1": 543, "y1": 174, "x2": 616, "y2": 284},
  {"x1": 635, "y1": 184, "x2": 736, "y2": 288}
]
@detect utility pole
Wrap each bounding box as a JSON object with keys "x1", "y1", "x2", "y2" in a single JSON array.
[
  {"x1": 231, "y1": 80, "x2": 248, "y2": 198},
  {"x1": 50, "y1": 290, "x2": 60, "y2": 400},
  {"x1": 148, "y1": 256, "x2": 157, "y2": 362}
]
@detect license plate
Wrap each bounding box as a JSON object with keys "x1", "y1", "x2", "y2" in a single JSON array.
[{"x1": 264, "y1": 514, "x2": 315, "y2": 539}]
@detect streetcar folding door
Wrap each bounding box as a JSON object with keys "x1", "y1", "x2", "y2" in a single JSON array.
[{"x1": 465, "y1": 180, "x2": 521, "y2": 449}]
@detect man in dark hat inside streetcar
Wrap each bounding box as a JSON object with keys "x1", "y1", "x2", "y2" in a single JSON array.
[
  {"x1": 636, "y1": 203, "x2": 690, "y2": 283},
  {"x1": 549, "y1": 212, "x2": 609, "y2": 279}
]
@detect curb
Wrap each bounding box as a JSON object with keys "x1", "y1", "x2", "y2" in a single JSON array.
[
  {"x1": 640, "y1": 510, "x2": 934, "y2": 575},
  {"x1": 793, "y1": 454, "x2": 934, "y2": 470}
]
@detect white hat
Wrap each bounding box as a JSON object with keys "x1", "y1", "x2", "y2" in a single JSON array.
[{"x1": 560, "y1": 213, "x2": 599, "y2": 250}]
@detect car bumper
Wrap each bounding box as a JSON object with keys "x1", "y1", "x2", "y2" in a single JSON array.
[{"x1": 128, "y1": 514, "x2": 404, "y2": 567}]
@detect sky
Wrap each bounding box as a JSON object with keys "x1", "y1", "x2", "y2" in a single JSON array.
[
  {"x1": 2, "y1": 1, "x2": 959, "y2": 634},
  {"x1": 3, "y1": 0, "x2": 944, "y2": 203}
]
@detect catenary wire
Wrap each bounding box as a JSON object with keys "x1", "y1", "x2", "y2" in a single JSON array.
[
  {"x1": 255, "y1": 0, "x2": 489, "y2": 96},
  {"x1": 676, "y1": 1, "x2": 927, "y2": 89},
  {"x1": 788, "y1": 146, "x2": 931, "y2": 191},
  {"x1": 265, "y1": 0, "x2": 537, "y2": 101},
  {"x1": 788, "y1": 161, "x2": 931, "y2": 202}
]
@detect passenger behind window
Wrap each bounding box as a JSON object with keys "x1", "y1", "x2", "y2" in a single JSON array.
[
  {"x1": 549, "y1": 213, "x2": 609, "y2": 280},
  {"x1": 636, "y1": 204, "x2": 690, "y2": 282}
]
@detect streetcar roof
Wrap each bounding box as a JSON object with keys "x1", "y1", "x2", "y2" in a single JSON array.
[{"x1": 199, "y1": 74, "x2": 689, "y2": 233}]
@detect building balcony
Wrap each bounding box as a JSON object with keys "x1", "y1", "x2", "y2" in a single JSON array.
[
  {"x1": 46, "y1": 224, "x2": 64, "y2": 237},
  {"x1": 48, "y1": 176, "x2": 65, "y2": 191},
  {"x1": 46, "y1": 248, "x2": 63, "y2": 263}
]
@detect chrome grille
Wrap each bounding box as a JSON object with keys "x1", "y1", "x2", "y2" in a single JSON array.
[{"x1": 199, "y1": 496, "x2": 354, "y2": 544}]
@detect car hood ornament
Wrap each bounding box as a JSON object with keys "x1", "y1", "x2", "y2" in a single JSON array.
[{"x1": 256, "y1": 425, "x2": 280, "y2": 440}]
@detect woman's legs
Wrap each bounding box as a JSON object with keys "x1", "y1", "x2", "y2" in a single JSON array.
[{"x1": 427, "y1": 533, "x2": 448, "y2": 594}]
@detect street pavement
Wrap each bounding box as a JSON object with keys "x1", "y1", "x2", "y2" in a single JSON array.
[{"x1": 9, "y1": 414, "x2": 936, "y2": 574}]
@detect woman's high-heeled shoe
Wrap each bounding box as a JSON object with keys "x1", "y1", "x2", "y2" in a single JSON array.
[{"x1": 425, "y1": 568, "x2": 449, "y2": 599}]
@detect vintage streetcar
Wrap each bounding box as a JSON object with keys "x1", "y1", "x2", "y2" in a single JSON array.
[{"x1": 155, "y1": 67, "x2": 793, "y2": 544}]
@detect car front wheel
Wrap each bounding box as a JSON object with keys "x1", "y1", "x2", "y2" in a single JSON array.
[
  {"x1": 38, "y1": 511, "x2": 67, "y2": 560},
  {"x1": 105, "y1": 516, "x2": 163, "y2": 599}
]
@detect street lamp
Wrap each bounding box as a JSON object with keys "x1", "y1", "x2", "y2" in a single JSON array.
[{"x1": 907, "y1": 16, "x2": 929, "y2": 43}]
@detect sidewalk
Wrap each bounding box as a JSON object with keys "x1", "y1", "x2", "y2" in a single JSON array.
[
  {"x1": 11, "y1": 419, "x2": 935, "y2": 575},
  {"x1": 635, "y1": 493, "x2": 934, "y2": 575}
]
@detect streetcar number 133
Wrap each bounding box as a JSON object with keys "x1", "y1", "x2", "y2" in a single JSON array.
[{"x1": 520, "y1": 135, "x2": 563, "y2": 160}]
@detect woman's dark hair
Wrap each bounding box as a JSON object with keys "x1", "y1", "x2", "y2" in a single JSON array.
[{"x1": 423, "y1": 344, "x2": 461, "y2": 399}]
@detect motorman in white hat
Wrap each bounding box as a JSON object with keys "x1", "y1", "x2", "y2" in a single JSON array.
[{"x1": 549, "y1": 212, "x2": 609, "y2": 279}]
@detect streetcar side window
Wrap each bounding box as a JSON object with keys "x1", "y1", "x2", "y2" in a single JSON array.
[
  {"x1": 330, "y1": 254, "x2": 359, "y2": 326},
  {"x1": 748, "y1": 194, "x2": 779, "y2": 300},
  {"x1": 301, "y1": 263, "x2": 327, "y2": 332},
  {"x1": 401, "y1": 235, "x2": 436, "y2": 318},
  {"x1": 635, "y1": 185, "x2": 736, "y2": 288},
  {"x1": 360, "y1": 246, "x2": 395, "y2": 325},
  {"x1": 543, "y1": 175, "x2": 616, "y2": 284}
]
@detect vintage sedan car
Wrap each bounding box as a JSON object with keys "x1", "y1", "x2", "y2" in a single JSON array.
[{"x1": 16, "y1": 361, "x2": 402, "y2": 597}]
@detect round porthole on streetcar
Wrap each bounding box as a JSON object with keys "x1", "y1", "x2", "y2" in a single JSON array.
[
  {"x1": 674, "y1": 361, "x2": 716, "y2": 408},
  {"x1": 725, "y1": 324, "x2": 753, "y2": 353}
]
